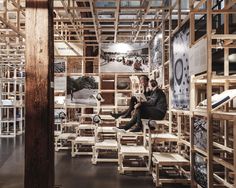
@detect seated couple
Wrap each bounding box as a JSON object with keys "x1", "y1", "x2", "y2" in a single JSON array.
[{"x1": 112, "y1": 79, "x2": 167, "y2": 132}]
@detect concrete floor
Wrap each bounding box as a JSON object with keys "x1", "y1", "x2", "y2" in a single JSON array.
[{"x1": 0, "y1": 135, "x2": 190, "y2": 188}]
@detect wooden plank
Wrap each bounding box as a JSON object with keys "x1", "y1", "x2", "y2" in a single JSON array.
[
  {"x1": 114, "y1": 0, "x2": 120, "y2": 43},
  {"x1": 133, "y1": 0, "x2": 151, "y2": 42},
  {"x1": 0, "y1": 16, "x2": 25, "y2": 37},
  {"x1": 89, "y1": 0, "x2": 100, "y2": 43},
  {"x1": 25, "y1": 0, "x2": 54, "y2": 187},
  {"x1": 206, "y1": 1, "x2": 213, "y2": 188}
]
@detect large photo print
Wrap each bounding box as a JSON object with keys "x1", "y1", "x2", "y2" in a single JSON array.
[
  {"x1": 150, "y1": 32, "x2": 162, "y2": 72},
  {"x1": 67, "y1": 76, "x2": 99, "y2": 106},
  {"x1": 100, "y1": 43, "x2": 149, "y2": 73},
  {"x1": 171, "y1": 22, "x2": 190, "y2": 110}
]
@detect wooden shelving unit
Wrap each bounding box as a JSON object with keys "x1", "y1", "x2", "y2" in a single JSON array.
[
  {"x1": 0, "y1": 63, "x2": 25, "y2": 137},
  {"x1": 189, "y1": 1, "x2": 236, "y2": 187}
]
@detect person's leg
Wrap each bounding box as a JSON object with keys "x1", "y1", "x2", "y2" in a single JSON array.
[
  {"x1": 122, "y1": 96, "x2": 137, "y2": 118},
  {"x1": 142, "y1": 107, "x2": 166, "y2": 130},
  {"x1": 129, "y1": 108, "x2": 143, "y2": 132},
  {"x1": 121, "y1": 111, "x2": 139, "y2": 130},
  {"x1": 110, "y1": 96, "x2": 137, "y2": 119}
]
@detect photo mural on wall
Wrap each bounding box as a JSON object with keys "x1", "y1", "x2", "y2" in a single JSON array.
[
  {"x1": 193, "y1": 153, "x2": 207, "y2": 188},
  {"x1": 66, "y1": 76, "x2": 99, "y2": 106},
  {"x1": 193, "y1": 116, "x2": 207, "y2": 151},
  {"x1": 54, "y1": 59, "x2": 66, "y2": 73},
  {"x1": 100, "y1": 43, "x2": 149, "y2": 73},
  {"x1": 150, "y1": 32, "x2": 163, "y2": 72},
  {"x1": 170, "y1": 22, "x2": 190, "y2": 110}
]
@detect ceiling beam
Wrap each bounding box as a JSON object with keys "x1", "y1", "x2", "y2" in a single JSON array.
[
  {"x1": 133, "y1": 0, "x2": 151, "y2": 42},
  {"x1": 0, "y1": 16, "x2": 25, "y2": 38},
  {"x1": 89, "y1": 0, "x2": 100, "y2": 43}
]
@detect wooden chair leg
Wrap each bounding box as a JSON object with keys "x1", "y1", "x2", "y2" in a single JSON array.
[{"x1": 156, "y1": 163, "x2": 160, "y2": 187}]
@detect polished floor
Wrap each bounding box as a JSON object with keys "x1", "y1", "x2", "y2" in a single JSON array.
[{"x1": 0, "y1": 135, "x2": 189, "y2": 188}]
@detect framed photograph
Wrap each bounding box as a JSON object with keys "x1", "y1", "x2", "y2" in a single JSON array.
[
  {"x1": 193, "y1": 116, "x2": 207, "y2": 151},
  {"x1": 171, "y1": 22, "x2": 190, "y2": 110},
  {"x1": 150, "y1": 32, "x2": 163, "y2": 72},
  {"x1": 100, "y1": 43, "x2": 149, "y2": 73},
  {"x1": 66, "y1": 76, "x2": 99, "y2": 106},
  {"x1": 193, "y1": 153, "x2": 207, "y2": 188},
  {"x1": 54, "y1": 59, "x2": 66, "y2": 73}
]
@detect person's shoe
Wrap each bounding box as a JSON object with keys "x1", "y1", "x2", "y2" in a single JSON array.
[
  {"x1": 112, "y1": 127, "x2": 126, "y2": 133},
  {"x1": 148, "y1": 120, "x2": 156, "y2": 130},
  {"x1": 96, "y1": 93, "x2": 105, "y2": 102},
  {"x1": 129, "y1": 126, "x2": 142, "y2": 132},
  {"x1": 110, "y1": 112, "x2": 121, "y2": 119}
]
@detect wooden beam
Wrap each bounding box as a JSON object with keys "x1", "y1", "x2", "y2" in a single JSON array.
[
  {"x1": 89, "y1": 0, "x2": 100, "y2": 43},
  {"x1": 25, "y1": 0, "x2": 54, "y2": 187},
  {"x1": 206, "y1": 1, "x2": 213, "y2": 188},
  {"x1": 114, "y1": 0, "x2": 121, "y2": 43},
  {"x1": 133, "y1": 0, "x2": 151, "y2": 42},
  {"x1": 59, "y1": 0, "x2": 82, "y2": 41},
  {"x1": 0, "y1": 16, "x2": 25, "y2": 38}
]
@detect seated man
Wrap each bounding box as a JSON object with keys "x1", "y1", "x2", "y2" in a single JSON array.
[
  {"x1": 114, "y1": 79, "x2": 167, "y2": 132},
  {"x1": 110, "y1": 75, "x2": 151, "y2": 119}
]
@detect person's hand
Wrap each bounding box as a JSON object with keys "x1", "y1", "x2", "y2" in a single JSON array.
[{"x1": 134, "y1": 103, "x2": 141, "y2": 109}]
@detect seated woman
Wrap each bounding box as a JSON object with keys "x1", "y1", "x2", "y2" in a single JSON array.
[
  {"x1": 114, "y1": 79, "x2": 167, "y2": 132},
  {"x1": 110, "y1": 75, "x2": 151, "y2": 119}
]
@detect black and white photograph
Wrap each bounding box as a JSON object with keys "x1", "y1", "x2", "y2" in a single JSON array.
[
  {"x1": 66, "y1": 76, "x2": 99, "y2": 106},
  {"x1": 150, "y1": 32, "x2": 163, "y2": 72},
  {"x1": 170, "y1": 22, "x2": 190, "y2": 110},
  {"x1": 55, "y1": 76, "x2": 66, "y2": 91},
  {"x1": 54, "y1": 109, "x2": 66, "y2": 123},
  {"x1": 54, "y1": 59, "x2": 66, "y2": 73},
  {"x1": 193, "y1": 153, "x2": 207, "y2": 188},
  {"x1": 100, "y1": 43, "x2": 149, "y2": 73},
  {"x1": 193, "y1": 116, "x2": 207, "y2": 151}
]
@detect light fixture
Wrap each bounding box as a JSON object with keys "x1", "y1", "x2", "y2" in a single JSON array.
[
  {"x1": 228, "y1": 53, "x2": 236, "y2": 63},
  {"x1": 216, "y1": 39, "x2": 224, "y2": 50}
]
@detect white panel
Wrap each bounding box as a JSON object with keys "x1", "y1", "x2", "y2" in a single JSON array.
[{"x1": 189, "y1": 38, "x2": 207, "y2": 76}]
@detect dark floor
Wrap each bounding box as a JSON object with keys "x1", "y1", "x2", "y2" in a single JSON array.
[{"x1": 0, "y1": 135, "x2": 189, "y2": 188}]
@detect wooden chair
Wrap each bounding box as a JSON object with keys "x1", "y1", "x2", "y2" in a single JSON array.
[
  {"x1": 117, "y1": 119, "x2": 151, "y2": 174},
  {"x1": 92, "y1": 115, "x2": 118, "y2": 164},
  {"x1": 152, "y1": 152, "x2": 190, "y2": 187}
]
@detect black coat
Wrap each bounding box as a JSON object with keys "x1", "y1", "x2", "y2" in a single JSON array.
[{"x1": 141, "y1": 88, "x2": 167, "y2": 113}]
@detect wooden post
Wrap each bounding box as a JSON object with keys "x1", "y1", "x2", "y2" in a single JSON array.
[
  {"x1": 25, "y1": 0, "x2": 54, "y2": 187},
  {"x1": 206, "y1": 1, "x2": 213, "y2": 188}
]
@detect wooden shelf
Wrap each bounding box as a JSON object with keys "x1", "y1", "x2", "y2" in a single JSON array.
[{"x1": 212, "y1": 111, "x2": 236, "y2": 121}]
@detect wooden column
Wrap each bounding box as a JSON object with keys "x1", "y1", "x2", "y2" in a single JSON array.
[
  {"x1": 206, "y1": 0, "x2": 213, "y2": 188},
  {"x1": 25, "y1": 0, "x2": 54, "y2": 188}
]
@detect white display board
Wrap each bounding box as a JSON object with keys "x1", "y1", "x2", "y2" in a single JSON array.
[
  {"x1": 54, "y1": 77, "x2": 66, "y2": 91},
  {"x1": 189, "y1": 38, "x2": 207, "y2": 76},
  {"x1": 54, "y1": 42, "x2": 83, "y2": 56}
]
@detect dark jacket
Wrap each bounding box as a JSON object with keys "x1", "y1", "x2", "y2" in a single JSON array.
[
  {"x1": 143, "y1": 87, "x2": 152, "y2": 98},
  {"x1": 141, "y1": 88, "x2": 167, "y2": 113}
]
